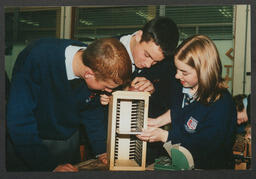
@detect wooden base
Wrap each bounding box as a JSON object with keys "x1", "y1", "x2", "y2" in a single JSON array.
[{"x1": 109, "y1": 159, "x2": 145, "y2": 171}]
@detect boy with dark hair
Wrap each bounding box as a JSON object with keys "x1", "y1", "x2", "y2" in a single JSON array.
[
  {"x1": 141, "y1": 16, "x2": 180, "y2": 57},
  {"x1": 6, "y1": 38, "x2": 132, "y2": 171},
  {"x1": 101, "y1": 16, "x2": 180, "y2": 117},
  {"x1": 100, "y1": 17, "x2": 180, "y2": 165}
]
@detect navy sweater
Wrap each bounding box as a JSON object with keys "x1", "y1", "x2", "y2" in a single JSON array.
[
  {"x1": 168, "y1": 87, "x2": 237, "y2": 169},
  {"x1": 7, "y1": 38, "x2": 107, "y2": 171}
]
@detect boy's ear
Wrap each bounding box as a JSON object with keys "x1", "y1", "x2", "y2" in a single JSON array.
[
  {"x1": 84, "y1": 68, "x2": 95, "y2": 79},
  {"x1": 135, "y1": 30, "x2": 143, "y2": 42}
]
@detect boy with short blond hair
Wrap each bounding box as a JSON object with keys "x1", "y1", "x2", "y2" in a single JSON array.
[
  {"x1": 82, "y1": 38, "x2": 132, "y2": 85},
  {"x1": 6, "y1": 38, "x2": 131, "y2": 172}
]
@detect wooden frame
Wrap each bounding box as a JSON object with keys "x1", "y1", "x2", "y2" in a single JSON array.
[{"x1": 107, "y1": 91, "x2": 150, "y2": 171}]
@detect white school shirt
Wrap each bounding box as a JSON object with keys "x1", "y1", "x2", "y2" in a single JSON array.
[{"x1": 65, "y1": 45, "x2": 86, "y2": 80}]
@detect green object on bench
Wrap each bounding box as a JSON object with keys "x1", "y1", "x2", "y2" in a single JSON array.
[{"x1": 154, "y1": 142, "x2": 194, "y2": 171}]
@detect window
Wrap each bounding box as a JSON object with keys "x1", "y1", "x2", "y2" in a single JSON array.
[
  {"x1": 72, "y1": 6, "x2": 234, "y2": 91},
  {"x1": 5, "y1": 7, "x2": 61, "y2": 79},
  {"x1": 73, "y1": 6, "x2": 233, "y2": 42}
]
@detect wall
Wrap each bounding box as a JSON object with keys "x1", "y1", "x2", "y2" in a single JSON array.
[
  {"x1": 214, "y1": 40, "x2": 234, "y2": 92},
  {"x1": 5, "y1": 43, "x2": 26, "y2": 80},
  {"x1": 233, "y1": 5, "x2": 251, "y2": 95}
]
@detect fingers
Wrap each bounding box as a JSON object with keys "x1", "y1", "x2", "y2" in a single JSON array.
[
  {"x1": 137, "y1": 127, "x2": 168, "y2": 143},
  {"x1": 97, "y1": 153, "x2": 107, "y2": 160},
  {"x1": 148, "y1": 135, "x2": 157, "y2": 142},
  {"x1": 136, "y1": 128, "x2": 153, "y2": 142},
  {"x1": 138, "y1": 82, "x2": 154, "y2": 93},
  {"x1": 237, "y1": 110, "x2": 249, "y2": 124},
  {"x1": 104, "y1": 88, "x2": 112, "y2": 93},
  {"x1": 97, "y1": 153, "x2": 108, "y2": 165},
  {"x1": 136, "y1": 134, "x2": 150, "y2": 142},
  {"x1": 131, "y1": 77, "x2": 155, "y2": 93},
  {"x1": 100, "y1": 94, "x2": 110, "y2": 105},
  {"x1": 130, "y1": 77, "x2": 141, "y2": 86},
  {"x1": 136, "y1": 134, "x2": 155, "y2": 143},
  {"x1": 100, "y1": 158, "x2": 108, "y2": 165},
  {"x1": 53, "y1": 163, "x2": 78, "y2": 172},
  {"x1": 99, "y1": 157, "x2": 108, "y2": 165}
]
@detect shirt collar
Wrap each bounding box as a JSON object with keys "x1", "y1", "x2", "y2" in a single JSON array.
[
  {"x1": 120, "y1": 32, "x2": 137, "y2": 72},
  {"x1": 243, "y1": 97, "x2": 248, "y2": 109},
  {"x1": 65, "y1": 45, "x2": 87, "y2": 80},
  {"x1": 182, "y1": 87, "x2": 194, "y2": 98}
]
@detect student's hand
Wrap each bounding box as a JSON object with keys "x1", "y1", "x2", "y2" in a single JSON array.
[
  {"x1": 237, "y1": 108, "x2": 248, "y2": 125},
  {"x1": 136, "y1": 127, "x2": 168, "y2": 143},
  {"x1": 100, "y1": 88, "x2": 113, "y2": 105},
  {"x1": 130, "y1": 77, "x2": 155, "y2": 94},
  {"x1": 53, "y1": 163, "x2": 78, "y2": 172},
  {"x1": 100, "y1": 94, "x2": 110, "y2": 105},
  {"x1": 97, "y1": 153, "x2": 108, "y2": 165}
]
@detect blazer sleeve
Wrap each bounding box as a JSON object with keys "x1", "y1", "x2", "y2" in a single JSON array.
[
  {"x1": 7, "y1": 50, "x2": 58, "y2": 171},
  {"x1": 80, "y1": 104, "x2": 107, "y2": 155},
  {"x1": 144, "y1": 58, "x2": 178, "y2": 118}
]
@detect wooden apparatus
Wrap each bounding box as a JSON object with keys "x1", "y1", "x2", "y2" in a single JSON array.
[{"x1": 107, "y1": 91, "x2": 150, "y2": 171}]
